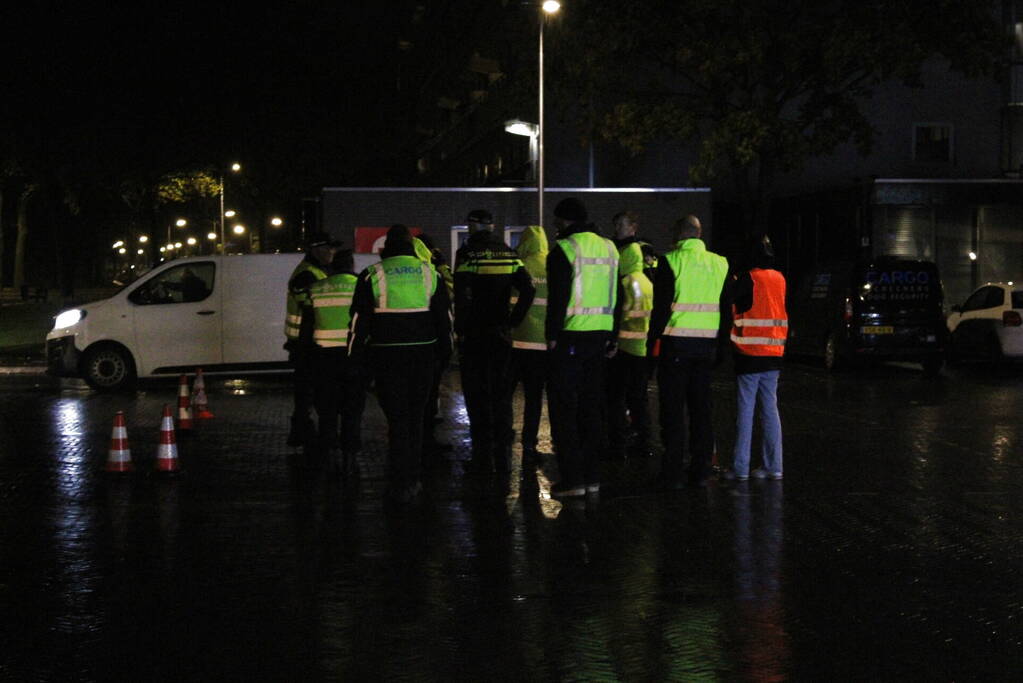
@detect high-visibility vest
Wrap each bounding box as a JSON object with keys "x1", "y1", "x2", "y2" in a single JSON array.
[
  {"x1": 284, "y1": 261, "x2": 328, "y2": 340},
  {"x1": 731, "y1": 268, "x2": 787, "y2": 356},
  {"x1": 309, "y1": 273, "x2": 358, "y2": 348},
  {"x1": 364, "y1": 255, "x2": 438, "y2": 346},
  {"x1": 511, "y1": 258, "x2": 548, "y2": 351},
  {"x1": 662, "y1": 239, "x2": 728, "y2": 339},
  {"x1": 617, "y1": 271, "x2": 654, "y2": 356},
  {"x1": 557, "y1": 232, "x2": 618, "y2": 333}
]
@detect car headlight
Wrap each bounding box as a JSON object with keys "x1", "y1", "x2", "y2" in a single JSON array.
[{"x1": 53, "y1": 308, "x2": 85, "y2": 330}]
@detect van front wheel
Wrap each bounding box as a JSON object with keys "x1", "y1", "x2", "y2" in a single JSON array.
[{"x1": 82, "y1": 344, "x2": 137, "y2": 392}]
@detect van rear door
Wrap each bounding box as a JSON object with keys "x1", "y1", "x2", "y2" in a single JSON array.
[
  {"x1": 855, "y1": 260, "x2": 944, "y2": 348},
  {"x1": 221, "y1": 254, "x2": 304, "y2": 365}
]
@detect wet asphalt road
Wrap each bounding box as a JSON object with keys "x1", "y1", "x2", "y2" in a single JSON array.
[{"x1": 1, "y1": 358, "x2": 1023, "y2": 681}]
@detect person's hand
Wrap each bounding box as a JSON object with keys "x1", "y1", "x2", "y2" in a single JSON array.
[
  {"x1": 605, "y1": 341, "x2": 618, "y2": 359},
  {"x1": 547, "y1": 340, "x2": 557, "y2": 351}
]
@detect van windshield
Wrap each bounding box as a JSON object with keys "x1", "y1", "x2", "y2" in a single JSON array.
[{"x1": 858, "y1": 261, "x2": 941, "y2": 309}]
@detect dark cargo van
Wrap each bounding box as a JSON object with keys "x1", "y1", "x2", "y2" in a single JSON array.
[{"x1": 787, "y1": 258, "x2": 946, "y2": 374}]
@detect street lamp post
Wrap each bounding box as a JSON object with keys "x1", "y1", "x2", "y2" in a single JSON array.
[
  {"x1": 219, "y1": 162, "x2": 241, "y2": 252},
  {"x1": 538, "y1": 1, "x2": 561, "y2": 225}
]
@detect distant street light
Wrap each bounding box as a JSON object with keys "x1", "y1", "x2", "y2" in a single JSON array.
[
  {"x1": 138, "y1": 235, "x2": 149, "y2": 243},
  {"x1": 207, "y1": 232, "x2": 217, "y2": 240},
  {"x1": 117, "y1": 247, "x2": 127, "y2": 255},
  {"x1": 271, "y1": 217, "x2": 283, "y2": 227},
  {"x1": 225, "y1": 210, "x2": 237, "y2": 218},
  {"x1": 187, "y1": 237, "x2": 197, "y2": 246},
  {"x1": 112, "y1": 240, "x2": 124, "y2": 249}
]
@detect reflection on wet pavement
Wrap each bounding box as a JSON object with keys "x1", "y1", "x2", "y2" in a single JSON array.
[{"x1": 1, "y1": 361, "x2": 1022, "y2": 679}]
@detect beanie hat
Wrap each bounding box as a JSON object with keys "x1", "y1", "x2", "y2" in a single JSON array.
[
  {"x1": 466, "y1": 209, "x2": 494, "y2": 225},
  {"x1": 554, "y1": 197, "x2": 587, "y2": 223}
]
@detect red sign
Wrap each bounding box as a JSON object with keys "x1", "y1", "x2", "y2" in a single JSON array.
[{"x1": 354, "y1": 226, "x2": 422, "y2": 254}]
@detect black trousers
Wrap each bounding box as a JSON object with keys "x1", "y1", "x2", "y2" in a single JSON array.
[
  {"x1": 288, "y1": 347, "x2": 315, "y2": 424},
  {"x1": 312, "y1": 348, "x2": 367, "y2": 453},
  {"x1": 606, "y1": 351, "x2": 650, "y2": 446},
  {"x1": 657, "y1": 354, "x2": 715, "y2": 483},
  {"x1": 548, "y1": 343, "x2": 607, "y2": 487},
  {"x1": 459, "y1": 335, "x2": 515, "y2": 457},
  {"x1": 512, "y1": 348, "x2": 547, "y2": 451},
  {"x1": 373, "y1": 344, "x2": 435, "y2": 487}
]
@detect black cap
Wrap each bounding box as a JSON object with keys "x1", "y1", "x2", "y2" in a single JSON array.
[
  {"x1": 466, "y1": 209, "x2": 493, "y2": 225},
  {"x1": 554, "y1": 197, "x2": 587, "y2": 223},
  {"x1": 305, "y1": 231, "x2": 335, "y2": 248},
  {"x1": 750, "y1": 233, "x2": 775, "y2": 266}
]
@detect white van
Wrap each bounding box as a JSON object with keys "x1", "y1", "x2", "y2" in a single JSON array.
[{"x1": 47, "y1": 253, "x2": 365, "y2": 391}]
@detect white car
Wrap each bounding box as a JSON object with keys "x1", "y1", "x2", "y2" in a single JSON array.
[{"x1": 946, "y1": 282, "x2": 1023, "y2": 360}]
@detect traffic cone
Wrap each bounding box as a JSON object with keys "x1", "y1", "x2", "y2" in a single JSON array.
[
  {"x1": 177, "y1": 374, "x2": 194, "y2": 431},
  {"x1": 105, "y1": 411, "x2": 134, "y2": 472},
  {"x1": 193, "y1": 368, "x2": 215, "y2": 419},
  {"x1": 156, "y1": 404, "x2": 180, "y2": 472}
]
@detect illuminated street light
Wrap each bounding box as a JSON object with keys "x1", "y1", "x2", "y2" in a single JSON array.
[
  {"x1": 270, "y1": 217, "x2": 283, "y2": 227},
  {"x1": 117, "y1": 247, "x2": 127, "y2": 255},
  {"x1": 225, "y1": 210, "x2": 237, "y2": 218},
  {"x1": 969, "y1": 251, "x2": 978, "y2": 261},
  {"x1": 112, "y1": 240, "x2": 125, "y2": 249},
  {"x1": 233, "y1": 224, "x2": 246, "y2": 235},
  {"x1": 174, "y1": 242, "x2": 183, "y2": 249},
  {"x1": 138, "y1": 235, "x2": 149, "y2": 243},
  {"x1": 176, "y1": 218, "x2": 187, "y2": 227},
  {"x1": 159, "y1": 246, "x2": 166, "y2": 253},
  {"x1": 187, "y1": 237, "x2": 197, "y2": 246},
  {"x1": 542, "y1": 0, "x2": 561, "y2": 12},
  {"x1": 136, "y1": 249, "x2": 144, "y2": 255},
  {"x1": 231, "y1": 162, "x2": 241, "y2": 172},
  {"x1": 207, "y1": 232, "x2": 217, "y2": 240}
]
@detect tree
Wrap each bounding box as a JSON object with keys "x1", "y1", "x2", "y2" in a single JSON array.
[{"x1": 557, "y1": 0, "x2": 1004, "y2": 234}]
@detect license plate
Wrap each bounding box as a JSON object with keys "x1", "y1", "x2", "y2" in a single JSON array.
[{"x1": 862, "y1": 326, "x2": 894, "y2": 335}]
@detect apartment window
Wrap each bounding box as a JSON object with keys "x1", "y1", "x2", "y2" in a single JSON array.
[{"x1": 913, "y1": 123, "x2": 954, "y2": 163}]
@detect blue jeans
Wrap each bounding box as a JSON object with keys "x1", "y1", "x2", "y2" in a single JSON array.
[{"x1": 732, "y1": 371, "x2": 782, "y2": 476}]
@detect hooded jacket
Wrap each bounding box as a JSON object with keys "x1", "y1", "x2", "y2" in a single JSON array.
[
  {"x1": 510, "y1": 226, "x2": 549, "y2": 350},
  {"x1": 616, "y1": 242, "x2": 654, "y2": 357}
]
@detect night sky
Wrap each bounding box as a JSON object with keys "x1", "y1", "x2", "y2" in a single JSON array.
[{"x1": 3, "y1": 3, "x2": 414, "y2": 193}]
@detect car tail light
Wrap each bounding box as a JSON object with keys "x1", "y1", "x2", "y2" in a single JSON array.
[
  {"x1": 843, "y1": 297, "x2": 853, "y2": 322},
  {"x1": 1003, "y1": 310, "x2": 1022, "y2": 327}
]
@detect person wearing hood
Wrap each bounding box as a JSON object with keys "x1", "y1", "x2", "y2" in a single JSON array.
[
  {"x1": 509, "y1": 225, "x2": 550, "y2": 468},
  {"x1": 454, "y1": 209, "x2": 535, "y2": 477},
  {"x1": 606, "y1": 241, "x2": 654, "y2": 458},
  {"x1": 721, "y1": 234, "x2": 786, "y2": 482},
  {"x1": 349, "y1": 224, "x2": 452, "y2": 505},
  {"x1": 545, "y1": 197, "x2": 619, "y2": 498},
  {"x1": 308, "y1": 248, "x2": 367, "y2": 478}
]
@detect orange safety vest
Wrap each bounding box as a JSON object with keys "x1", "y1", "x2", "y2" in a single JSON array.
[{"x1": 731, "y1": 268, "x2": 787, "y2": 357}]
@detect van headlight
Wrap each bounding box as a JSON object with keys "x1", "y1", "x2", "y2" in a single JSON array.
[{"x1": 53, "y1": 308, "x2": 85, "y2": 330}]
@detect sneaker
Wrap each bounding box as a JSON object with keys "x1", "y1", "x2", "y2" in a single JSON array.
[
  {"x1": 551, "y1": 482, "x2": 586, "y2": 498},
  {"x1": 720, "y1": 469, "x2": 749, "y2": 481},
  {"x1": 751, "y1": 468, "x2": 783, "y2": 480}
]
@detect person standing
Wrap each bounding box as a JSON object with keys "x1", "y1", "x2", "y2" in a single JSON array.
[
  {"x1": 611, "y1": 211, "x2": 658, "y2": 283},
  {"x1": 723, "y1": 235, "x2": 786, "y2": 481},
  {"x1": 606, "y1": 241, "x2": 654, "y2": 457},
  {"x1": 308, "y1": 248, "x2": 367, "y2": 479},
  {"x1": 349, "y1": 225, "x2": 452, "y2": 505},
  {"x1": 545, "y1": 198, "x2": 618, "y2": 498},
  {"x1": 283, "y1": 231, "x2": 337, "y2": 448},
  {"x1": 413, "y1": 235, "x2": 454, "y2": 461},
  {"x1": 454, "y1": 209, "x2": 535, "y2": 475},
  {"x1": 509, "y1": 225, "x2": 550, "y2": 468},
  {"x1": 648, "y1": 215, "x2": 729, "y2": 489}
]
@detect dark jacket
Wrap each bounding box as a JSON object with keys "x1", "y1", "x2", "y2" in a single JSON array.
[
  {"x1": 648, "y1": 252, "x2": 733, "y2": 361},
  {"x1": 348, "y1": 241, "x2": 452, "y2": 362},
  {"x1": 545, "y1": 223, "x2": 617, "y2": 356},
  {"x1": 453, "y1": 229, "x2": 535, "y2": 340},
  {"x1": 287, "y1": 254, "x2": 331, "y2": 349}
]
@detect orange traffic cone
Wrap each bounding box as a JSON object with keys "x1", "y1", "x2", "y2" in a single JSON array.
[
  {"x1": 193, "y1": 368, "x2": 215, "y2": 419},
  {"x1": 156, "y1": 404, "x2": 180, "y2": 472},
  {"x1": 105, "y1": 411, "x2": 134, "y2": 472},
  {"x1": 177, "y1": 374, "x2": 194, "y2": 430}
]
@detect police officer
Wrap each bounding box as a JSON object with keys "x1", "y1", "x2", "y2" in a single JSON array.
[
  {"x1": 509, "y1": 225, "x2": 549, "y2": 468},
  {"x1": 545, "y1": 197, "x2": 618, "y2": 498},
  {"x1": 454, "y1": 209, "x2": 535, "y2": 475},
  {"x1": 349, "y1": 225, "x2": 452, "y2": 505},
  {"x1": 606, "y1": 241, "x2": 654, "y2": 457},
  {"x1": 308, "y1": 248, "x2": 367, "y2": 479},
  {"x1": 284, "y1": 231, "x2": 337, "y2": 448},
  {"x1": 648, "y1": 215, "x2": 730, "y2": 489}
]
